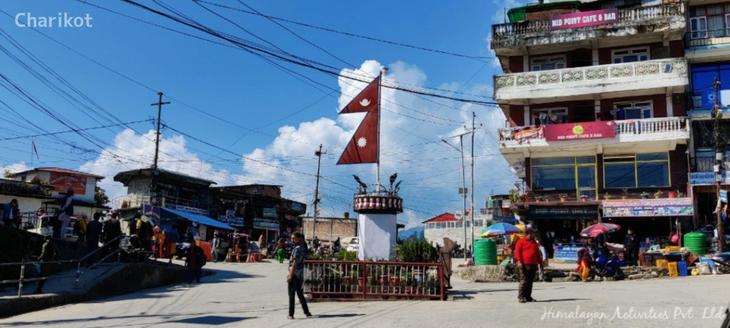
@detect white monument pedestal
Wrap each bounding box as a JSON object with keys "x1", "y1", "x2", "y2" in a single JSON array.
[{"x1": 353, "y1": 193, "x2": 403, "y2": 260}]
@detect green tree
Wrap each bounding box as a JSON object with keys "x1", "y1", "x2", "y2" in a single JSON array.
[{"x1": 95, "y1": 186, "x2": 110, "y2": 207}]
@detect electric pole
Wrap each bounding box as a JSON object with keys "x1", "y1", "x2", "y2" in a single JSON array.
[
  {"x1": 713, "y1": 78, "x2": 726, "y2": 252},
  {"x1": 149, "y1": 92, "x2": 170, "y2": 208},
  {"x1": 151, "y1": 92, "x2": 170, "y2": 170},
  {"x1": 442, "y1": 135, "x2": 468, "y2": 259},
  {"x1": 313, "y1": 144, "x2": 326, "y2": 240},
  {"x1": 459, "y1": 134, "x2": 468, "y2": 260},
  {"x1": 470, "y1": 112, "x2": 476, "y2": 256}
]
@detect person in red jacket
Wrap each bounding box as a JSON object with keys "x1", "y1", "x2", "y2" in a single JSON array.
[{"x1": 514, "y1": 227, "x2": 542, "y2": 303}]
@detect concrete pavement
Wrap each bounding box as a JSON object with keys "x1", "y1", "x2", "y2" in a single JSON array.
[{"x1": 0, "y1": 261, "x2": 728, "y2": 327}]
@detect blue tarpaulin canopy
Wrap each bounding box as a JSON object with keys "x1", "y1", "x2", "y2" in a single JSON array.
[{"x1": 162, "y1": 207, "x2": 235, "y2": 231}]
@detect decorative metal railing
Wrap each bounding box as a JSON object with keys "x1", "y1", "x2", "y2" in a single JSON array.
[
  {"x1": 498, "y1": 117, "x2": 687, "y2": 145},
  {"x1": 494, "y1": 58, "x2": 686, "y2": 92},
  {"x1": 304, "y1": 260, "x2": 446, "y2": 301}
]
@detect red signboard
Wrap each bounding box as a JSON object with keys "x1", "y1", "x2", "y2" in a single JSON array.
[
  {"x1": 544, "y1": 121, "x2": 616, "y2": 142},
  {"x1": 49, "y1": 172, "x2": 87, "y2": 195},
  {"x1": 551, "y1": 9, "x2": 618, "y2": 30}
]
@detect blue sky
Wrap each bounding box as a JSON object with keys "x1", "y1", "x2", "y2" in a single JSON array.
[{"x1": 0, "y1": 1, "x2": 519, "y2": 226}]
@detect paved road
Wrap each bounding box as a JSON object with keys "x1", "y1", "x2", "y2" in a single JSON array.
[{"x1": 0, "y1": 261, "x2": 728, "y2": 328}]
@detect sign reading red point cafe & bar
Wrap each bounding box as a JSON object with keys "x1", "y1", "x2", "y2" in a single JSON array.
[
  {"x1": 551, "y1": 9, "x2": 618, "y2": 30},
  {"x1": 544, "y1": 121, "x2": 616, "y2": 142}
]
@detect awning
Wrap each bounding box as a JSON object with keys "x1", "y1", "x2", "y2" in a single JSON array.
[{"x1": 162, "y1": 207, "x2": 235, "y2": 231}]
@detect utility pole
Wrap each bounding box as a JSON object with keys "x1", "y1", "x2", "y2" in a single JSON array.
[
  {"x1": 149, "y1": 92, "x2": 170, "y2": 208},
  {"x1": 150, "y1": 92, "x2": 170, "y2": 170},
  {"x1": 313, "y1": 144, "x2": 326, "y2": 239},
  {"x1": 470, "y1": 112, "x2": 476, "y2": 256},
  {"x1": 442, "y1": 134, "x2": 468, "y2": 260},
  {"x1": 713, "y1": 78, "x2": 726, "y2": 252}
]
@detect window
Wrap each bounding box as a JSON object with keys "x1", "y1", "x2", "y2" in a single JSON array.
[
  {"x1": 613, "y1": 101, "x2": 653, "y2": 120},
  {"x1": 612, "y1": 47, "x2": 649, "y2": 63},
  {"x1": 532, "y1": 107, "x2": 568, "y2": 125},
  {"x1": 530, "y1": 55, "x2": 566, "y2": 71},
  {"x1": 604, "y1": 153, "x2": 670, "y2": 189},
  {"x1": 690, "y1": 16, "x2": 708, "y2": 39},
  {"x1": 531, "y1": 156, "x2": 596, "y2": 197}
]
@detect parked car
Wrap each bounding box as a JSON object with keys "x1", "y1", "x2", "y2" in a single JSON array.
[{"x1": 343, "y1": 237, "x2": 359, "y2": 252}]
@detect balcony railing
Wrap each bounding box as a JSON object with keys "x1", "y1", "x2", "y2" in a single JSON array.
[
  {"x1": 686, "y1": 30, "x2": 730, "y2": 48},
  {"x1": 494, "y1": 58, "x2": 687, "y2": 101},
  {"x1": 491, "y1": 3, "x2": 684, "y2": 49},
  {"x1": 498, "y1": 117, "x2": 688, "y2": 149}
]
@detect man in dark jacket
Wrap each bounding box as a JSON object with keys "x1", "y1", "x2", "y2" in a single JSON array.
[
  {"x1": 624, "y1": 228, "x2": 640, "y2": 266},
  {"x1": 102, "y1": 212, "x2": 122, "y2": 253},
  {"x1": 514, "y1": 228, "x2": 542, "y2": 303}
]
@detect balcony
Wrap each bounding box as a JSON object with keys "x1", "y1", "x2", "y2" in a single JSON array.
[
  {"x1": 491, "y1": 3, "x2": 685, "y2": 51},
  {"x1": 494, "y1": 58, "x2": 688, "y2": 104},
  {"x1": 498, "y1": 117, "x2": 689, "y2": 159},
  {"x1": 685, "y1": 30, "x2": 730, "y2": 63}
]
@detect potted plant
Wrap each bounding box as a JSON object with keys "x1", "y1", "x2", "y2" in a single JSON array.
[
  {"x1": 676, "y1": 190, "x2": 684, "y2": 198},
  {"x1": 559, "y1": 193, "x2": 568, "y2": 202},
  {"x1": 668, "y1": 190, "x2": 678, "y2": 198},
  {"x1": 654, "y1": 190, "x2": 663, "y2": 199},
  {"x1": 640, "y1": 191, "x2": 650, "y2": 199}
]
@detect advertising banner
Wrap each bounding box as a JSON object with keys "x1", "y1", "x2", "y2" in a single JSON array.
[
  {"x1": 49, "y1": 172, "x2": 87, "y2": 195},
  {"x1": 551, "y1": 9, "x2": 618, "y2": 30},
  {"x1": 602, "y1": 198, "x2": 694, "y2": 217},
  {"x1": 544, "y1": 121, "x2": 616, "y2": 142}
]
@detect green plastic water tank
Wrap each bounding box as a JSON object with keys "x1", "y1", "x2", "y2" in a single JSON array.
[
  {"x1": 683, "y1": 232, "x2": 708, "y2": 256},
  {"x1": 474, "y1": 238, "x2": 497, "y2": 265}
]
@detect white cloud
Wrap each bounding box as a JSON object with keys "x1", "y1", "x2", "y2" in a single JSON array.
[{"x1": 1, "y1": 162, "x2": 30, "y2": 177}]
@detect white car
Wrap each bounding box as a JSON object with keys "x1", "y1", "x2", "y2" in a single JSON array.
[{"x1": 345, "y1": 237, "x2": 359, "y2": 252}]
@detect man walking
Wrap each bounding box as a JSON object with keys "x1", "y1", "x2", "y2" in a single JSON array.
[
  {"x1": 514, "y1": 227, "x2": 542, "y2": 303},
  {"x1": 287, "y1": 232, "x2": 312, "y2": 319}
]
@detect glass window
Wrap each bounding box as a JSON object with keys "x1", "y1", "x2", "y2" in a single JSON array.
[
  {"x1": 530, "y1": 55, "x2": 566, "y2": 71},
  {"x1": 531, "y1": 156, "x2": 596, "y2": 195},
  {"x1": 690, "y1": 16, "x2": 708, "y2": 39},
  {"x1": 604, "y1": 153, "x2": 670, "y2": 188},
  {"x1": 638, "y1": 162, "x2": 669, "y2": 187},
  {"x1": 532, "y1": 108, "x2": 568, "y2": 125},
  {"x1": 708, "y1": 15, "x2": 725, "y2": 37},
  {"x1": 613, "y1": 101, "x2": 653, "y2": 120},
  {"x1": 605, "y1": 162, "x2": 636, "y2": 188},
  {"x1": 612, "y1": 48, "x2": 650, "y2": 63}
]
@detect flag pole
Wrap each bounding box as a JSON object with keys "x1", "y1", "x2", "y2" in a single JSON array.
[{"x1": 377, "y1": 69, "x2": 384, "y2": 193}]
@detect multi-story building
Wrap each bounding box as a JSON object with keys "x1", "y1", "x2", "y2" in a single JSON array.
[
  {"x1": 492, "y1": 0, "x2": 694, "y2": 246},
  {"x1": 685, "y1": 0, "x2": 730, "y2": 232}
]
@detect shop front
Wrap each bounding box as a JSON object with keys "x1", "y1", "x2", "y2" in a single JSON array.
[
  {"x1": 525, "y1": 203, "x2": 600, "y2": 260},
  {"x1": 601, "y1": 198, "x2": 694, "y2": 244}
]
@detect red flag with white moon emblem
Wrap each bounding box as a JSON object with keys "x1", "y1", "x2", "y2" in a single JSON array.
[{"x1": 337, "y1": 76, "x2": 380, "y2": 165}]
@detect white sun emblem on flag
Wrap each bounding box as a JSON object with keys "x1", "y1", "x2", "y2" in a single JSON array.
[
  {"x1": 359, "y1": 98, "x2": 371, "y2": 107},
  {"x1": 357, "y1": 137, "x2": 367, "y2": 148}
]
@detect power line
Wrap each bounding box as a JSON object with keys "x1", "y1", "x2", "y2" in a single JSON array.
[
  {"x1": 118, "y1": 0, "x2": 496, "y2": 106},
  {"x1": 0, "y1": 119, "x2": 153, "y2": 142},
  {"x1": 196, "y1": 0, "x2": 492, "y2": 62}
]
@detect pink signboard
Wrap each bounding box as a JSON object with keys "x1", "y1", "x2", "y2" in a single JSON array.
[
  {"x1": 544, "y1": 121, "x2": 616, "y2": 142},
  {"x1": 551, "y1": 9, "x2": 618, "y2": 30}
]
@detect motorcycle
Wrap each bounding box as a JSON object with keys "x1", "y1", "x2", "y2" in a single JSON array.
[{"x1": 591, "y1": 252, "x2": 625, "y2": 280}]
